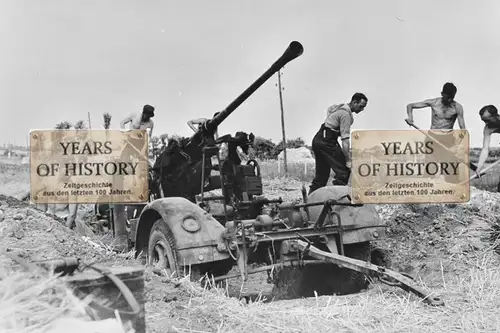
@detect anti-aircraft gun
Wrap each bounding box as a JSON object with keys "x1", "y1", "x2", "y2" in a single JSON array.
[
  {"x1": 151, "y1": 41, "x2": 304, "y2": 206},
  {"x1": 132, "y1": 41, "x2": 445, "y2": 306}
]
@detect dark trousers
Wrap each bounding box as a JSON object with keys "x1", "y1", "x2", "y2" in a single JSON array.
[{"x1": 309, "y1": 129, "x2": 350, "y2": 194}]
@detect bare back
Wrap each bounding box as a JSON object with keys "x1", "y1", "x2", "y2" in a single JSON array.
[{"x1": 429, "y1": 97, "x2": 460, "y2": 130}]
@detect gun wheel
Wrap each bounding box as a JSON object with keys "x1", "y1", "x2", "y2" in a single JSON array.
[
  {"x1": 148, "y1": 219, "x2": 180, "y2": 278},
  {"x1": 147, "y1": 219, "x2": 232, "y2": 281}
]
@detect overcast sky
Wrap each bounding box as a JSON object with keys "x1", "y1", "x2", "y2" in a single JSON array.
[{"x1": 2, "y1": 0, "x2": 499, "y2": 148}]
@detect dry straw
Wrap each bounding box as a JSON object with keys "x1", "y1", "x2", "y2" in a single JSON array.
[
  {"x1": 151, "y1": 250, "x2": 500, "y2": 333},
  {"x1": 0, "y1": 266, "x2": 134, "y2": 333}
]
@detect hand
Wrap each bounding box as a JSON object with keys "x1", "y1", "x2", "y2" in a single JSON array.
[{"x1": 346, "y1": 161, "x2": 352, "y2": 169}]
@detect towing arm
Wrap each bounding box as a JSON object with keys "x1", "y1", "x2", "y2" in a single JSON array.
[{"x1": 295, "y1": 238, "x2": 444, "y2": 306}]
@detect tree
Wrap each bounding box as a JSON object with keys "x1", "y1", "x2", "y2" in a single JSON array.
[
  {"x1": 150, "y1": 136, "x2": 161, "y2": 157},
  {"x1": 253, "y1": 136, "x2": 276, "y2": 159},
  {"x1": 74, "y1": 120, "x2": 87, "y2": 130},
  {"x1": 159, "y1": 133, "x2": 168, "y2": 146},
  {"x1": 55, "y1": 121, "x2": 72, "y2": 130},
  {"x1": 103, "y1": 112, "x2": 112, "y2": 129}
]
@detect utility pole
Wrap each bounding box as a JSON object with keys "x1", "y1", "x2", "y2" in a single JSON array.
[
  {"x1": 277, "y1": 70, "x2": 288, "y2": 175},
  {"x1": 88, "y1": 111, "x2": 92, "y2": 130}
]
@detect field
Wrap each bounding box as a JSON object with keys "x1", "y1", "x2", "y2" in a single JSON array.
[
  {"x1": 258, "y1": 147, "x2": 500, "y2": 192},
  {"x1": 2, "y1": 151, "x2": 500, "y2": 333}
]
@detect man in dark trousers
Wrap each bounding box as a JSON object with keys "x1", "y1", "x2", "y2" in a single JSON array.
[{"x1": 309, "y1": 93, "x2": 368, "y2": 194}]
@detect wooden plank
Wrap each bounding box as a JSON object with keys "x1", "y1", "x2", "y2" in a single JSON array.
[{"x1": 65, "y1": 266, "x2": 146, "y2": 333}]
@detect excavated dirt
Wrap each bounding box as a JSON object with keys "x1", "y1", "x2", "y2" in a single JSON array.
[
  {"x1": 0, "y1": 194, "x2": 138, "y2": 271},
  {"x1": 374, "y1": 187, "x2": 500, "y2": 287}
]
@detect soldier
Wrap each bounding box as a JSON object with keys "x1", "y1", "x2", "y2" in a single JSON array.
[
  {"x1": 113, "y1": 105, "x2": 155, "y2": 251},
  {"x1": 405, "y1": 82, "x2": 465, "y2": 131},
  {"x1": 475, "y1": 105, "x2": 500, "y2": 182},
  {"x1": 120, "y1": 104, "x2": 155, "y2": 140},
  {"x1": 405, "y1": 82, "x2": 477, "y2": 178},
  {"x1": 187, "y1": 112, "x2": 220, "y2": 140},
  {"x1": 309, "y1": 93, "x2": 368, "y2": 195}
]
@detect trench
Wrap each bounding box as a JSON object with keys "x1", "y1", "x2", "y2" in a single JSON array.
[{"x1": 210, "y1": 246, "x2": 392, "y2": 303}]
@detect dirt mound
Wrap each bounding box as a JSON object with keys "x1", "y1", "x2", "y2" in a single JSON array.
[
  {"x1": 374, "y1": 187, "x2": 500, "y2": 285},
  {"x1": 0, "y1": 194, "x2": 114, "y2": 269}
]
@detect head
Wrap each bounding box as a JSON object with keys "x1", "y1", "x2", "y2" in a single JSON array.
[
  {"x1": 441, "y1": 82, "x2": 457, "y2": 106},
  {"x1": 479, "y1": 105, "x2": 499, "y2": 124},
  {"x1": 349, "y1": 93, "x2": 368, "y2": 113},
  {"x1": 142, "y1": 104, "x2": 155, "y2": 121},
  {"x1": 234, "y1": 131, "x2": 255, "y2": 154}
]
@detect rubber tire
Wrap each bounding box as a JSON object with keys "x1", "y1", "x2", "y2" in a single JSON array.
[
  {"x1": 147, "y1": 219, "x2": 233, "y2": 281},
  {"x1": 298, "y1": 241, "x2": 372, "y2": 297},
  {"x1": 148, "y1": 219, "x2": 180, "y2": 277}
]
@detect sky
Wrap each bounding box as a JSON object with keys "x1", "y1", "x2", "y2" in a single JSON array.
[{"x1": 1, "y1": 0, "x2": 499, "y2": 148}]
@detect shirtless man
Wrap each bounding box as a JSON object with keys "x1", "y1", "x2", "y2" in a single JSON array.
[
  {"x1": 187, "y1": 112, "x2": 220, "y2": 139},
  {"x1": 120, "y1": 104, "x2": 155, "y2": 140},
  {"x1": 405, "y1": 82, "x2": 465, "y2": 130},
  {"x1": 405, "y1": 82, "x2": 477, "y2": 177},
  {"x1": 475, "y1": 105, "x2": 500, "y2": 182},
  {"x1": 114, "y1": 104, "x2": 155, "y2": 251}
]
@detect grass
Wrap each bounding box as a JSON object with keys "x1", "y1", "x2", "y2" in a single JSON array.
[
  {"x1": 257, "y1": 159, "x2": 316, "y2": 182},
  {"x1": 149, "y1": 250, "x2": 500, "y2": 333}
]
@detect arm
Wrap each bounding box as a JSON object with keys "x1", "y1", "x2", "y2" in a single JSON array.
[
  {"x1": 66, "y1": 204, "x2": 79, "y2": 228},
  {"x1": 148, "y1": 120, "x2": 154, "y2": 139},
  {"x1": 236, "y1": 146, "x2": 248, "y2": 162},
  {"x1": 476, "y1": 126, "x2": 492, "y2": 173},
  {"x1": 406, "y1": 99, "x2": 434, "y2": 123},
  {"x1": 120, "y1": 115, "x2": 133, "y2": 129},
  {"x1": 341, "y1": 138, "x2": 350, "y2": 164},
  {"x1": 187, "y1": 118, "x2": 207, "y2": 132},
  {"x1": 338, "y1": 111, "x2": 352, "y2": 164},
  {"x1": 456, "y1": 104, "x2": 466, "y2": 129}
]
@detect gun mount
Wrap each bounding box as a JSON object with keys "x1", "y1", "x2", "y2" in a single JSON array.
[{"x1": 151, "y1": 41, "x2": 303, "y2": 202}]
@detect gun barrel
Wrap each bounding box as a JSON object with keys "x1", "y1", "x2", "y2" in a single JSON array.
[{"x1": 206, "y1": 41, "x2": 304, "y2": 132}]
